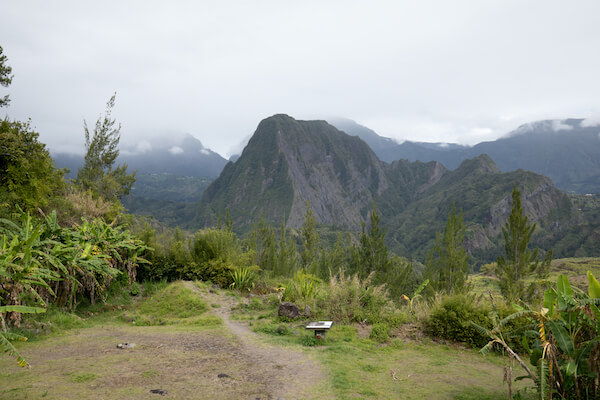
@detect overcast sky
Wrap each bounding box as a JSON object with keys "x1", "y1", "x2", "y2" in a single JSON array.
[{"x1": 1, "y1": 1, "x2": 600, "y2": 158}]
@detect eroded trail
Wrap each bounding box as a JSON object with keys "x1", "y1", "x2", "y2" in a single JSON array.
[{"x1": 188, "y1": 282, "x2": 329, "y2": 400}]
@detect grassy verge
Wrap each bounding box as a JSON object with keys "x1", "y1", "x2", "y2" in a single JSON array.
[{"x1": 232, "y1": 298, "x2": 536, "y2": 400}]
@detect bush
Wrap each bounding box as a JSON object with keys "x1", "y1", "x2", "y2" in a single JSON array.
[
  {"x1": 424, "y1": 294, "x2": 491, "y2": 347},
  {"x1": 314, "y1": 271, "x2": 404, "y2": 326},
  {"x1": 370, "y1": 323, "x2": 390, "y2": 343}
]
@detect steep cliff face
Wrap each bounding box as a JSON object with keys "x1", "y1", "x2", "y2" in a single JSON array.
[
  {"x1": 197, "y1": 114, "x2": 438, "y2": 231},
  {"x1": 275, "y1": 116, "x2": 388, "y2": 229}
]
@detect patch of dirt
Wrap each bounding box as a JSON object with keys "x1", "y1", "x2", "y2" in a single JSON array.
[
  {"x1": 0, "y1": 283, "x2": 328, "y2": 400},
  {"x1": 192, "y1": 283, "x2": 328, "y2": 399}
]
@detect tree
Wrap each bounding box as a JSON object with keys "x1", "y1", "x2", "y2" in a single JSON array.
[
  {"x1": 75, "y1": 93, "x2": 135, "y2": 200},
  {"x1": 424, "y1": 202, "x2": 469, "y2": 295},
  {"x1": 0, "y1": 45, "x2": 12, "y2": 108},
  {"x1": 276, "y1": 219, "x2": 298, "y2": 277},
  {"x1": 0, "y1": 119, "x2": 65, "y2": 216},
  {"x1": 355, "y1": 199, "x2": 390, "y2": 280},
  {"x1": 300, "y1": 201, "x2": 319, "y2": 272},
  {"x1": 496, "y1": 186, "x2": 551, "y2": 302}
]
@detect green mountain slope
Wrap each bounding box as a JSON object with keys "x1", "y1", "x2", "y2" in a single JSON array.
[{"x1": 194, "y1": 115, "x2": 595, "y2": 263}]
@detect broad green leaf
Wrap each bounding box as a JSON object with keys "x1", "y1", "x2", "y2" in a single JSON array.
[
  {"x1": 548, "y1": 321, "x2": 574, "y2": 356},
  {"x1": 565, "y1": 360, "x2": 577, "y2": 376},
  {"x1": 0, "y1": 332, "x2": 29, "y2": 368},
  {"x1": 0, "y1": 305, "x2": 46, "y2": 314},
  {"x1": 543, "y1": 288, "x2": 557, "y2": 316},
  {"x1": 588, "y1": 271, "x2": 600, "y2": 299},
  {"x1": 557, "y1": 275, "x2": 573, "y2": 299}
]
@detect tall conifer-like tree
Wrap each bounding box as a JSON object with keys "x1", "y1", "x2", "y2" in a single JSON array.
[
  {"x1": 496, "y1": 186, "x2": 551, "y2": 302},
  {"x1": 76, "y1": 93, "x2": 135, "y2": 200},
  {"x1": 425, "y1": 202, "x2": 469, "y2": 294},
  {"x1": 300, "y1": 201, "x2": 319, "y2": 272},
  {"x1": 0, "y1": 45, "x2": 12, "y2": 108},
  {"x1": 356, "y1": 199, "x2": 390, "y2": 280}
]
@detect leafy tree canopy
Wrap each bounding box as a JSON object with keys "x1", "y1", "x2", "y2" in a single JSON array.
[{"x1": 0, "y1": 119, "x2": 65, "y2": 217}]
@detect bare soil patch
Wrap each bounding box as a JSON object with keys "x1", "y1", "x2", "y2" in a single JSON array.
[{"x1": 0, "y1": 283, "x2": 329, "y2": 400}]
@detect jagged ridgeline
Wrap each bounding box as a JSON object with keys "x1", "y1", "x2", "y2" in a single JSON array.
[{"x1": 195, "y1": 114, "x2": 579, "y2": 262}]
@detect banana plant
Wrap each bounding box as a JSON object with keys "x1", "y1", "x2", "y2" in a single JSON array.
[
  {"x1": 400, "y1": 279, "x2": 429, "y2": 314},
  {"x1": 0, "y1": 305, "x2": 45, "y2": 368},
  {"x1": 476, "y1": 272, "x2": 600, "y2": 399}
]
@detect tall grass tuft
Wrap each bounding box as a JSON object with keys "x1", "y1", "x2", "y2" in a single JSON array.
[
  {"x1": 315, "y1": 271, "x2": 405, "y2": 326},
  {"x1": 229, "y1": 266, "x2": 259, "y2": 292}
]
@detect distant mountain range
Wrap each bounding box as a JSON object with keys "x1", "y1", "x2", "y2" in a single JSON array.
[
  {"x1": 195, "y1": 114, "x2": 598, "y2": 263},
  {"x1": 330, "y1": 118, "x2": 600, "y2": 194},
  {"x1": 53, "y1": 133, "x2": 227, "y2": 180}
]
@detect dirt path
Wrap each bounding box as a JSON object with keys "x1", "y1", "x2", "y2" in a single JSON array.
[
  {"x1": 0, "y1": 283, "x2": 329, "y2": 400},
  {"x1": 190, "y1": 282, "x2": 329, "y2": 400}
]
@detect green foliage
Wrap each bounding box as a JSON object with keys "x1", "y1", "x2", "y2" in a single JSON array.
[
  {"x1": 314, "y1": 271, "x2": 404, "y2": 326},
  {"x1": 369, "y1": 322, "x2": 390, "y2": 343},
  {"x1": 353, "y1": 200, "x2": 389, "y2": 281},
  {"x1": 282, "y1": 271, "x2": 321, "y2": 305},
  {"x1": 300, "y1": 201, "x2": 319, "y2": 272},
  {"x1": 0, "y1": 208, "x2": 150, "y2": 329},
  {"x1": 424, "y1": 203, "x2": 469, "y2": 295},
  {"x1": 476, "y1": 273, "x2": 600, "y2": 399},
  {"x1": 229, "y1": 266, "x2": 259, "y2": 292},
  {"x1": 75, "y1": 93, "x2": 135, "y2": 201},
  {"x1": 0, "y1": 119, "x2": 66, "y2": 217},
  {"x1": 129, "y1": 282, "x2": 218, "y2": 326},
  {"x1": 496, "y1": 186, "x2": 552, "y2": 303},
  {"x1": 0, "y1": 304, "x2": 44, "y2": 368},
  {"x1": 0, "y1": 45, "x2": 12, "y2": 107},
  {"x1": 425, "y1": 294, "x2": 492, "y2": 347}
]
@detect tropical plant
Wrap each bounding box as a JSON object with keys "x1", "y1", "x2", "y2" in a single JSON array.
[
  {"x1": 230, "y1": 266, "x2": 259, "y2": 292},
  {"x1": 0, "y1": 305, "x2": 45, "y2": 368},
  {"x1": 400, "y1": 279, "x2": 429, "y2": 314},
  {"x1": 475, "y1": 272, "x2": 600, "y2": 399}
]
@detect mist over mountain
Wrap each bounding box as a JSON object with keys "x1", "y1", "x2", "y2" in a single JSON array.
[
  {"x1": 340, "y1": 118, "x2": 600, "y2": 194},
  {"x1": 53, "y1": 133, "x2": 227, "y2": 179}
]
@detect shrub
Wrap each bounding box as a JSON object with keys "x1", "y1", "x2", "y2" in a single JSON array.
[
  {"x1": 424, "y1": 294, "x2": 491, "y2": 347},
  {"x1": 229, "y1": 265, "x2": 260, "y2": 292},
  {"x1": 370, "y1": 323, "x2": 390, "y2": 343},
  {"x1": 314, "y1": 271, "x2": 404, "y2": 326},
  {"x1": 282, "y1": 271, "x2": 322, "y2": 306}
]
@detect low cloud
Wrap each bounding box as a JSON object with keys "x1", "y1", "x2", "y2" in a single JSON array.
[
  {"x1": 200, "y1": 148, "x2": 210, "y2": 155},
  {"x1": 168, "y1": 146, "x2": 184, "y2": 155},
  {"x1": 582, "y1": 113, "x2": 600, "y2": 128},
  {"x1": 552, "y1": 120, "x2": 573, "y2": 131}
]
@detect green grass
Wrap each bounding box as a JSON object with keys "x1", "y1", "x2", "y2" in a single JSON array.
[
  {"x1": 469, "y1": 257, "x2": 600, "y2": 297},
  {"x1": 124, "y1": 281, "x2": 221, "y2": 327}
]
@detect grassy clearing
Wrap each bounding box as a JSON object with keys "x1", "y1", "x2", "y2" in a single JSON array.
[
  {"x1": 233, "y1": 300, "x2": 536, "y2": 400},
  {"x1": 124, "y1": 281, "x2": 222, "y2": 327}
]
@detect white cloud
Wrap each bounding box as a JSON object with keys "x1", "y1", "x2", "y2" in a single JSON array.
[
  {"x1": 552, "y1": 120, "x2": 573, "y2": 131},
  {"x1": 200, "y1": 148, "x2": 210, "y2": 155},
  {"x1": 168, "y1": 146, "x2": 184, "y2": 155},
  {"x1": 582, "y1": 113, "x2": 600, "y2": 127},
  {"x1": 136, "y1": 140, "x2": 152, "y2": 153},
  {"x1": 2, "y1": 1, "x2": 600, "y2": 155}
]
